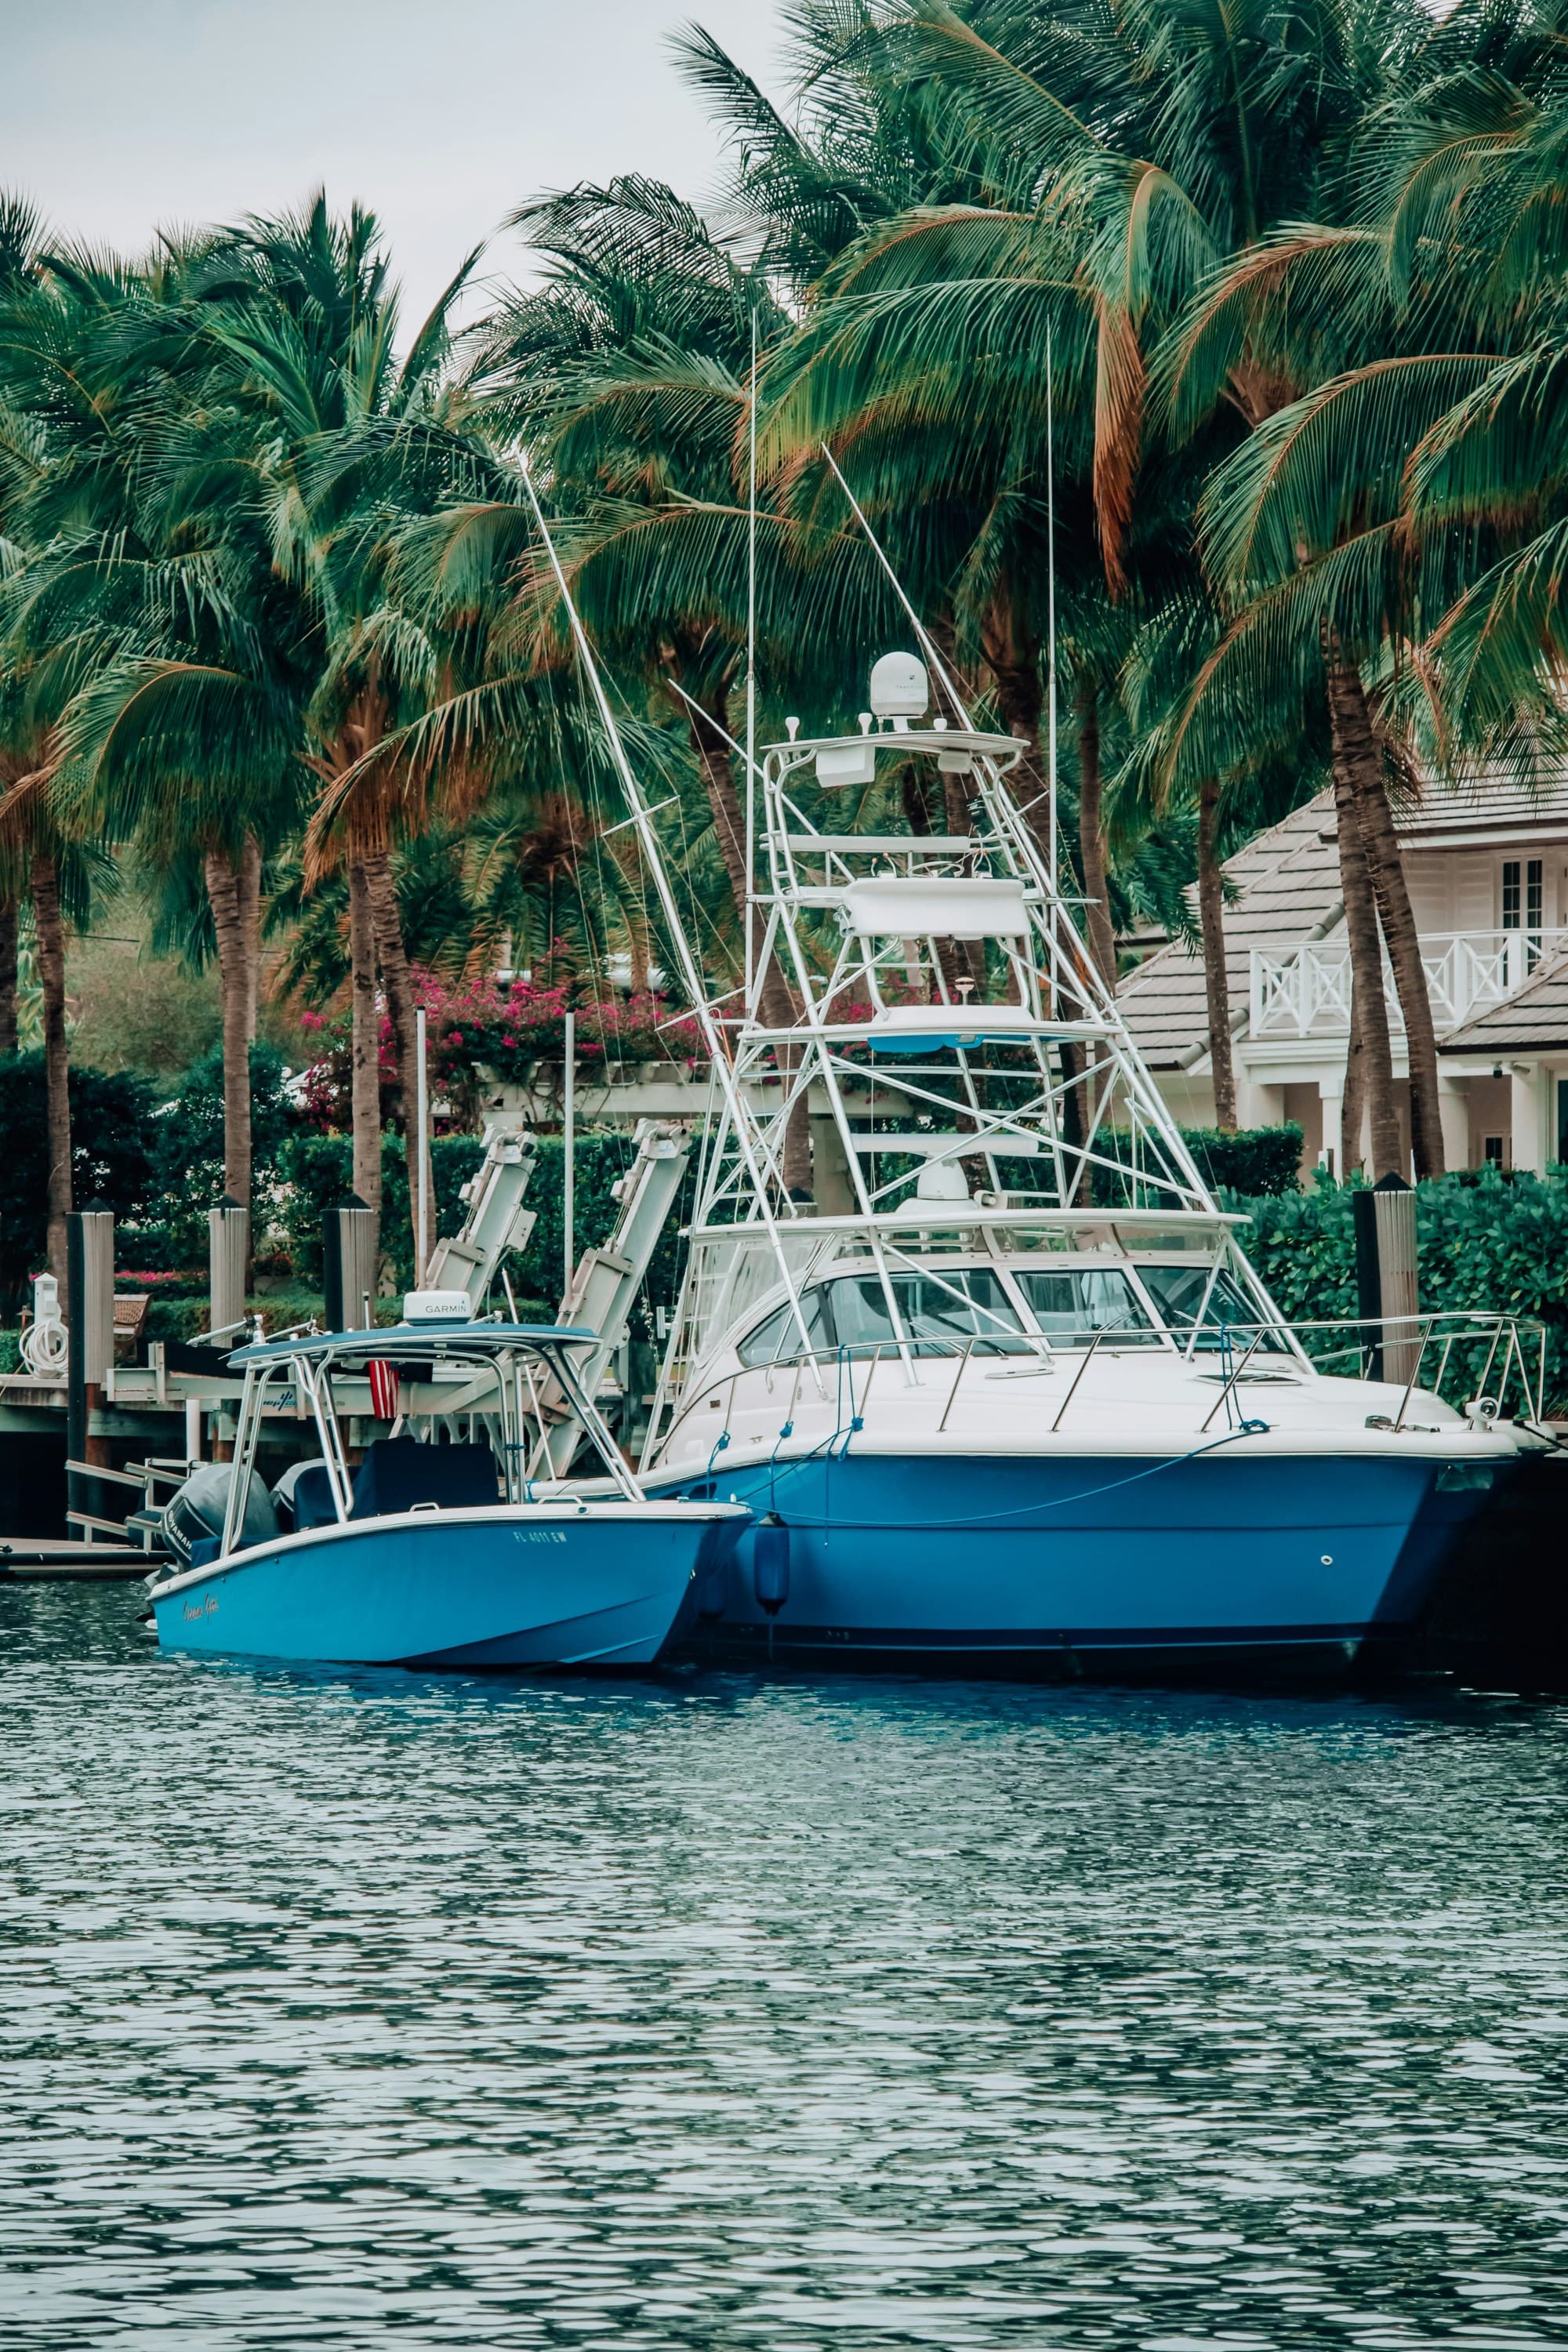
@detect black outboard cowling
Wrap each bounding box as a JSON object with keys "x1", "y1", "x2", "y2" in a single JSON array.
[{"x1": 162, "y1": 1463, "x2": 279, "y2": 1569}]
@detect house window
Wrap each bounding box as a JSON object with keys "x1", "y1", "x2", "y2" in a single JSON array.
[
  {"x1": 1558, "y1": 1080, "x2": 1568, "y2": 1166},
  {"x1": 1484, "y1": 1134, "x2": 1507, "y2": 1167},
  {"x1": 1502, "y1": 858, "x2": 1544, "y2": 969}
]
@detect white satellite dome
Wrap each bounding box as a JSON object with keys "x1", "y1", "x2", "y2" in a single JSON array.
[{"x1": 868, "y1": 650, "x2": 929, "y2": 720}]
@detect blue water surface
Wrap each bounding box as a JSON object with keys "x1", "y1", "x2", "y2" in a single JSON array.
[{"x1": 2, "y1": 1583, "x2": 1566, "y2": 2350}]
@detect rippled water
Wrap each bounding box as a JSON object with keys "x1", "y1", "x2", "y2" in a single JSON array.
[{"x1": 2, "y1": 1587, "x2": 1566, "y2": 2349}]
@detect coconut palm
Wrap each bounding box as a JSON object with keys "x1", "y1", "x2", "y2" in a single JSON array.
[{"x1": 1153, "y1": 0, "x2": 1568, "y2": 1175}]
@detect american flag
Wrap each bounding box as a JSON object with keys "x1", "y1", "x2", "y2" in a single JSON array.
[{"x1": 367, "y1": 1359, "x2": 401, "y2": 1421}]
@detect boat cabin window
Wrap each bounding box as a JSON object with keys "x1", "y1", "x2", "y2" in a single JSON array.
[
  {"x1": 826, "y1": 1269, "x2": 1024, "y2": 1357},
  {"x1": 737, "y1": 1287, "x2": 833, "y2": 1367},
  {"x1": 1135, "y1": 1262, "x2": 1289, "y2": 1352},
  {"x1": 737, "y1": 1269, "x2": 1025, "y2": 1363},
  {"x1": 1012, "y1": 1267, "x2": 1157, "y2": 1347}
]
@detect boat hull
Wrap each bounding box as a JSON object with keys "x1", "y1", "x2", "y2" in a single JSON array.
[
  {"x1": 654, "y1": 1445, "x2": 1497, "y2": 1680},
  {"x1": 149, "y1": 1505, "x2": 743, "y2": 1668}
]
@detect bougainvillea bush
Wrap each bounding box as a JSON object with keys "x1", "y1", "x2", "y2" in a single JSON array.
[{"x1": 296, "y1": 972, "x2": 706, "y2": 1131}]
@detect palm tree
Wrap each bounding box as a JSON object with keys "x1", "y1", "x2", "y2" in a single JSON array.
[
  {"x1": 740, "y1": 0, "x2": 1436, "y2": 1149},
  {"x1": 414, "y1": 176, "x2": 910, "y2": 1188},
  {"x1": 35, "y1": 197, "x2": 487, "y2": 1262},
  {"x1": 1152, "y1": 0, "x2": 1568, "y2": 1176}
]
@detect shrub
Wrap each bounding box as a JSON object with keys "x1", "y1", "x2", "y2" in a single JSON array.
[
  {"x1": 292, "y1": 973, "x2": 706, "y2": 1133},
  {"x1": 1232, "y1": 1169, "x2": 1568, "y2": 1410},
  {"x1": 0, "y1": 1056, "x2": 162, "y2": 1308},
  {"x1": 278, "y1": 1132, "x2": 485, "y2": 1287},
  {"x1": 1181, "y1": 1123, "x2": 1303, "y2": 1197}
]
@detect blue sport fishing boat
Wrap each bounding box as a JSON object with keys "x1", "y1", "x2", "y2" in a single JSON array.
[
  {"x1": 147, "y1": 1301, "x2": 748, "y2": 1668},
  {"x1": 620, "y1": 648, "x2": 1530, "y2": 1679}
]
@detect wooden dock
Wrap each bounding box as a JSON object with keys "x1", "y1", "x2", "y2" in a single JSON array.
[{"x1": 0, "y1": 1540, "x2": 154, "y2": 1581}]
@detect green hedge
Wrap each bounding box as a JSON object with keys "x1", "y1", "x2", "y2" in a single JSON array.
[
  {"x1": 1181, "y1": 1123, "x2": 1304, "y2": 1197},
  {"x1": 1093, "y1": 1122, "x2": 1305, "y2": 1203},
  {"x1": 1232, "y1": 1170, "x2": 1568, "y2": 1410}
]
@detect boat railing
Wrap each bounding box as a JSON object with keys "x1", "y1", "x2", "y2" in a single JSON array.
[
  {"x1": 670, "y1": 1308, "x2": 1549, "y2": 1455},
  {"x1": 1268, "y1": 1308, "x2": 1549, "y2": 1429}
]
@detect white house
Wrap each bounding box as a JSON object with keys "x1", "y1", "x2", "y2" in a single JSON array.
[{"x1": 1115, "y1": 773, "x2": 1568, "y2": 1174}]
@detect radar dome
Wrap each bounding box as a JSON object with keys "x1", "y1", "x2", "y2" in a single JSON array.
[{"x1": 869, "y1": 651, "x2": 929, "y2": 720}]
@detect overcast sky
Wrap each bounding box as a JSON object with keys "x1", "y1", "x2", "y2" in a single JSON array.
[{"x1": 9, "y1": 0, "x2": 785, "y2": 325}]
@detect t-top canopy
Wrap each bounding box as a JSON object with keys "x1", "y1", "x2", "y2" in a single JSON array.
[{"x1": 229, "y1": 1321, "x2": 601, "y2": 1367}]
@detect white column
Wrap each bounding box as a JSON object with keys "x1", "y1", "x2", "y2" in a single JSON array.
[
  {"x1": 1318, "y1": 1076, "x2": 1344, "y2": 1178},
  {"x1": 1235, "y1": 1076, "x2": 1284, "y2": 1131},
  {"x1": 1510, "y1": 1062, "x2": 1547, "y2": 1174},
  {"x1": 1436, "y1": 1073, "x2": 1470, "y2": 1173}
]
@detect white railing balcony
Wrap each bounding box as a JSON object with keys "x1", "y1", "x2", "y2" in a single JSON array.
[{"x1": 1250, "y1": 927, "x2": 1568, "y2": 1040}]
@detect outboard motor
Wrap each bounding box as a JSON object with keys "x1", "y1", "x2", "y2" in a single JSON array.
[
  {"x1": 753, "y1": 1513, "x2": 789, "y2": 1617},
  {"x1": 162, "y1": 1463, "x2": 278, "y2": 1570}
]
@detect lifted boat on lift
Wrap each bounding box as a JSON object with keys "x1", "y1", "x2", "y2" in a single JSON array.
[{"x1": 147, "y1": 1305, "x2": 748, "y2": 1669}]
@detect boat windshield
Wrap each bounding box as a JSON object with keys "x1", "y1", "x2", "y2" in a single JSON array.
[
  {"x1": 1011, "y1": 1267, "x2": 1159, "y2": 1348},
  {"x1": 738, "y1": 1269, "x2": 1027, "y2": 1363},
  {"x1": 1135, "y1": 1262, "x2": 1290, "y2": 1352},
  {"x1": 829, "y1": 1269, "x2": 1025, "y2": 1356}
]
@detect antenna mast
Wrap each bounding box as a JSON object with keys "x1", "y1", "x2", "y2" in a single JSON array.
[
  {"x1": 744, "y1": 305, "x2": 759, "y2": 1007},
  {"x1": 1046, "y1": 322, "x2": 1058, "y2": 920}
]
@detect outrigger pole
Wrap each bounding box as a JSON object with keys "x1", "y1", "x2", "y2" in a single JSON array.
[
  {"x1": 516, "y1": 462, "x2": 820, "y2": 1363},
  {"x1": 745, "y1": 305, "x2": 759, "y2": 1007}
]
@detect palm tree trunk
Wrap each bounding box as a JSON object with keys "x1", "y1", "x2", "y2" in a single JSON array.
[
  {"x1": 1341, "y1": 975, "x2": 1367, "y2": 1179},
  {"x1": 1330, "y1": 756, "x2": 1402, "y2": 1180},
  {"x1": 1323, "y1": 656, "x2": 1444, "y2": 1178},
  {"x1": 1076, "y1": 685, "x2": 1118, "y2": 991},
  {"x1": 203, "y1": 847, "x2": 253, "y2": 1209},
  {"x1": 239, "y1": 833, "x2": 262, "y2": 1047},
  {"x1": 1196, "y1": 778, "x2": 1238, "y2": 1134},
  {"x1": 348, "y1": 858, "x2": 382, "y2": 1218},
  {"x1": 0, "y1": 895, "x2": 18, "y2": 1058},
  {"x1": 683, "y1": 691, "x2": 810, "y2": 1196},
  {"x1": 31, "y1": 852, "x2": 71, "y2": 1293},
  {"x1": 361, "y1": 847, "x2": 429, "y2": 1267}
]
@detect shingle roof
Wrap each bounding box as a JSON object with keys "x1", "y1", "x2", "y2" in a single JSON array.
[
  {"x1": 1397, "y1": 768, "x2": 1568, "y2": 843},
  {"x1": 1116, "y1": 771, "x2": 1568, "y2": 1066},
  {"x1": 1440, "y1": 949, "x2": 1568, "y2": 1054},
  {"x1": 1116, "y1": 791, "x2": 1342, "y2": 1069}
]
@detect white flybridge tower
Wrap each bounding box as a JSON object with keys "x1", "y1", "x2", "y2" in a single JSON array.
[
  {"x1": 638, "y1": 638, "x2": 1229, "y2": 1456},
  {"x1": 721, "y1": 643, "x2": 1217, "y2": 1221}
]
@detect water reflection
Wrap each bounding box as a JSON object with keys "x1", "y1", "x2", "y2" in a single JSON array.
[{"x1": 2, "y1": 1586, "x2": 1565, "y2": 2347}]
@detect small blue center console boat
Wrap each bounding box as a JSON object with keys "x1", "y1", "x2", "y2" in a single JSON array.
[{"x1": 147, "y1": 1301, "x2": 749, "y2": 1668}]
